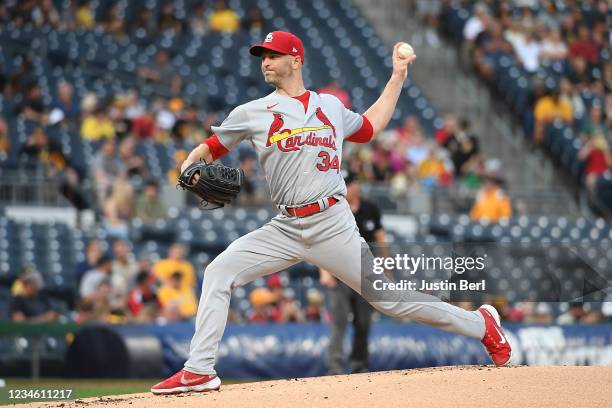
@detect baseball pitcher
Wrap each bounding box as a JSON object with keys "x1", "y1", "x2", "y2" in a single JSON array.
[{"x1": 152, "y1": 31, "x2": 511, "y2": 395}]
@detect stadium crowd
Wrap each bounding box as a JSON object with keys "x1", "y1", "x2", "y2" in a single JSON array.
[
  {"x1": 2, "y1": 0, "x2": 609, "y2": 325},
  {"x1": 427, "y1": 0, "x2": 611, "y2": 208},
  {"x1": 8, "y1": 243, "x2": 330, "y2": 325}
]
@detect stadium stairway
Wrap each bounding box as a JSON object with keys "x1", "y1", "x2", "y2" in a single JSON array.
[{"x1": 351, "y1": 0, "x2": 582, "y2": 216}]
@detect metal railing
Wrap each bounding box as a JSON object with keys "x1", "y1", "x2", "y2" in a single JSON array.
[{"x1": 0, "y1": 168, "x2": 70, "y2": 206}]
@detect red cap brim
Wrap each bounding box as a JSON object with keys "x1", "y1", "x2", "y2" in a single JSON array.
[{"x1": 249, "y1": 44, "x2": 294, "y2": 58}]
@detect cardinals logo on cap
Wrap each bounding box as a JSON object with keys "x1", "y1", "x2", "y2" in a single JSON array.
[{"x1": 264, "y1": 33, "x2": 273, "y2": 43}]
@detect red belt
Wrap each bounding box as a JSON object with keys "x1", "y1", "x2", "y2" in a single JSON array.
[{"x1": 282, "y1": 197, "x2": 339, "y2": 218}]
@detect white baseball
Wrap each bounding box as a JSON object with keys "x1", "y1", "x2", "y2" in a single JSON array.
[{"x1": 397, "y1": 42, "x2": 414, "y2": 59}]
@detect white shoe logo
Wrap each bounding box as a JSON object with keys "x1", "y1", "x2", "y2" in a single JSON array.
[
  {"x1": 493, "y1": 324, "x2": 507, "y2": 344},
  {"x1": 181, "y1": 373, "x2": 207, "y2": 385}
]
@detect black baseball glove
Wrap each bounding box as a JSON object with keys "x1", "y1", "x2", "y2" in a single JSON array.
[{"x1": 177, "y1": 161, "x2": 245, "y2": 209}]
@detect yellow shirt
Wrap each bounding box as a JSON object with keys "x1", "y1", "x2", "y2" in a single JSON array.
[
  {"x1": 470, "y1": 188, "x2": 512, "y2": 222},
  {"x1": 76, "y1": 7, "x2": 95, "y2": 29},
  {"x1": 158, "y1": 285, "x2": 197, "y2": 318},
  {"x1": 153, "y1": 259, "x2": 196, "y2": 289},
  {"x1": 534, "y1": 96, "x2": 573, "y2": 122},
  {"x1": 418, "y1": 158, "x2": 445, "y2": 179},
  {"x1": 80, "y1": 116, "x2": 116, "y2": 141},
  {"x1": 209, "y1": 9, "x2": 240, "y2": 33}
]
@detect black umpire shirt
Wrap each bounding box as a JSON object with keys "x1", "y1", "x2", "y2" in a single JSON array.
[{"x1": 353, "y1": 199, "x2": 383, "y2": 245}]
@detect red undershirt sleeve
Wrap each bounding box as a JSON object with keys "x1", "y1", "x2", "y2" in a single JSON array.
[
  {"x1": 202, "y1": 134, "x2": 230, "y2": 161},
  {"x1": 345, "y1": 115, "x2": 374, "y2": 143}
]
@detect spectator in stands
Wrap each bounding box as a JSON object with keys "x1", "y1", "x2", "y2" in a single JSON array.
[
  {"x1": 506, "y1": 302, "x2": 553, "y2": 324},
  {"x1": 418, "y1": 146, "x2": 451, "y2": 190},
  {"x1": 533, "y1": 87, "x2": 573, "y2": 144},
  {"x1": 153, "y1": 243, "x2": 196, "y2": 290},
  {"x1": 304, "y1": 288, "x2": 327, "y2": 323},
  {"x1": 103, "y1": 2, "x2": 126, "y2": 38},
  {"x1": 138, "y1": 50, "x2": 181, "y2": 91},
  {"x1": 580, "y1": 104, "x2": 608, "y2": 143},
  {"x1": 435, "y1": 113, "x2": 457, "y2": 146},
  {"x1": 111, "y1": 239, "x2": 138, "y2": 298},
  {"x1": 127, "y1": 271, "x2": 160, "y2": 322},
  {"x1": 76, "y1": 280, "x2": 126, "y2": 324},
  {"x1": 512, "y1": 30, "x2": 541, "y2": 73},
  {"x1": 603, "y1": 62, "x2": 612, "y2": 94},
  {"x1": 470, "y1": 160, "x2": 512, "y2": 222},
  {"x1": 91, "y1": 139, "x2": 122, "y2": 202},
  {"x1": 209, "y1": 0, "x2": 240, "y2": 33},
  {"x1": 81, "y1": 256, "x2": 128, "y2": 318},
  {"x1": 131, "y1": 110, "x2": 156, "y2": 139},
  {"x1": 443, "y1": 118, "x2": 479, "y2": 176},
  {"x1": 318, "y1": 81, "x2": 352, "y2": 109},
  {"x1": 118, "y1": 136, "x2": 147, "y2": 179},
  {"x1": 133, "y1": 7, "x2": 154, "y2": 35},
  {"x1": 242, "y1": 6, "x2": 264, "y2": 35},
  {"x1": 135, "y1": 180, "x2": 167, "y2": 223},
  {"x1": 102, "y1": 179, "x2": 133, "y2": 239},
  {"x1": 81, "y1": 104, "x2": 116, "y2": 141},
  {"x1": 539, "y1": 27, "x2": 568, "y2": 62},
  {"x1": 372, "y1": 143, "x2": 394, "y2": 182},
  {"x1": 158, "y1": 2, "x2": 183, "y2": 34},
  {"x1": 559, "y1": 12, "x2": 577, "y2": 45},
  {"x1": 155, "y1": 98, "x2": 180, "y2": 141},
  {"x1": 49, "y1": 82, "x2": 79, "y2": 128},
  {"x1": 460, "y1": 153, "x2": 486, "y2": 190},
  {"x1": 172, "y1": 104, "x2": 204, "y2": 143},
  {"x1": 395, "y1": 115, "x2": 421, "y2": 142},
  {"x1": 567, "y1": 56, "x2": 592, "y2": 87},
  {"x1": 32, "y1": 0, "x2": 61, "y2": 29},
  {"x1": 569, "y1": 25, "x2": 599, "y2": 66},
  {"x1": 74, "y1": 0, "x2": 95, "y2": 30},
  {"x1": 406, "y1": 131, "x2": 429, "y2": 169},
  {"x1": 190, "y1": 3, "x2": 208, "y2": 35},
  {"x1": 0, "y1": 116, "x2": 9, "y2": 158},
  {"x1": 74, "y1": 239, "x2": 103, "y2": 285},
  {"x1": 247, "y1": 287, "x2": 276, "y2": 323},
  {"x1": 16, "y1": 83, "x2": 47, "y2": 124},
  {"x1": 9, "y1": 270, "x2": 59, "y2": 322},
  {"x1": 158, "y1": 272, "x2": 197, "y2": 322},
  {"x1": 463, "y1": 3, "x2": 489, "y2": 43},
  {"x1": 271, "y1": 288, "x2": 304, "y2": 323},
  {"x1": 473, "y1": 21, "x2": 515, "y2": 79},
  {"x1": 560, "y1": 77, "x2": 586, "y2": 123},
  {"x1": 4, "y1": 55, "x2": 33, "y2": 98},
  {"x1": 578, "y1": 131, "x2": 611, "y2": 193},
  {"x1": 557, "y1": 302, "x2": 586, "y2": 324}
]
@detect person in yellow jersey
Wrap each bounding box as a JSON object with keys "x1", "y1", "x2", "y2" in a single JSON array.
[
  {"x1": 158, "y1": 272, "x2": 197, "y2": 321},
  {"x1": 153, "y1": 243, "x2": 196, "y2": 289},
  {"x1": 209, "y1": 0, "x2": 239, "y2": 33}
]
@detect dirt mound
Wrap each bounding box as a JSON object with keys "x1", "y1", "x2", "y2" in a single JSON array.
[{"x1": 25, "y1": 366, "x2": 612, "y2": 408}]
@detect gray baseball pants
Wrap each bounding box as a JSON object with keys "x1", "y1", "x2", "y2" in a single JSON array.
[{"x1": 184, "y1": 197, "x2": 485, "y2": 375}]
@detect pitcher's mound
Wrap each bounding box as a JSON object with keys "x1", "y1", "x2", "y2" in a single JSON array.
[{"x1": 27, "y1": 366, "x2": 612, "y2": 408}]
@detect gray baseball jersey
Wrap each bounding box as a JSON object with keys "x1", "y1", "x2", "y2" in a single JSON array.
[
  {"x1": 182, "y1": 89, "x2": 487, "y2": 377},
  {"x1": 212, "y1": 90, "x2": 363, "y2": 206}
]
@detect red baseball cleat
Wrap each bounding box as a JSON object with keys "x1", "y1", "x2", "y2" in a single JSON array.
[
  {"x1": 478, "y1": 305, "x2": 512, "y2": 366},
  {"x1": 151, "y1": 369, "x2": 221, "y2": 395}
]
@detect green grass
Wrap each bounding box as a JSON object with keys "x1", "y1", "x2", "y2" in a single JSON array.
[{"x1": 0, "y1": 378, "x2": 253, "y2": 406}]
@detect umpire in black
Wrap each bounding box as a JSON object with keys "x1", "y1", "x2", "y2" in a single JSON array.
[{"x1": 320, "y1": 171, "x2": 386, "y2": 375}]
